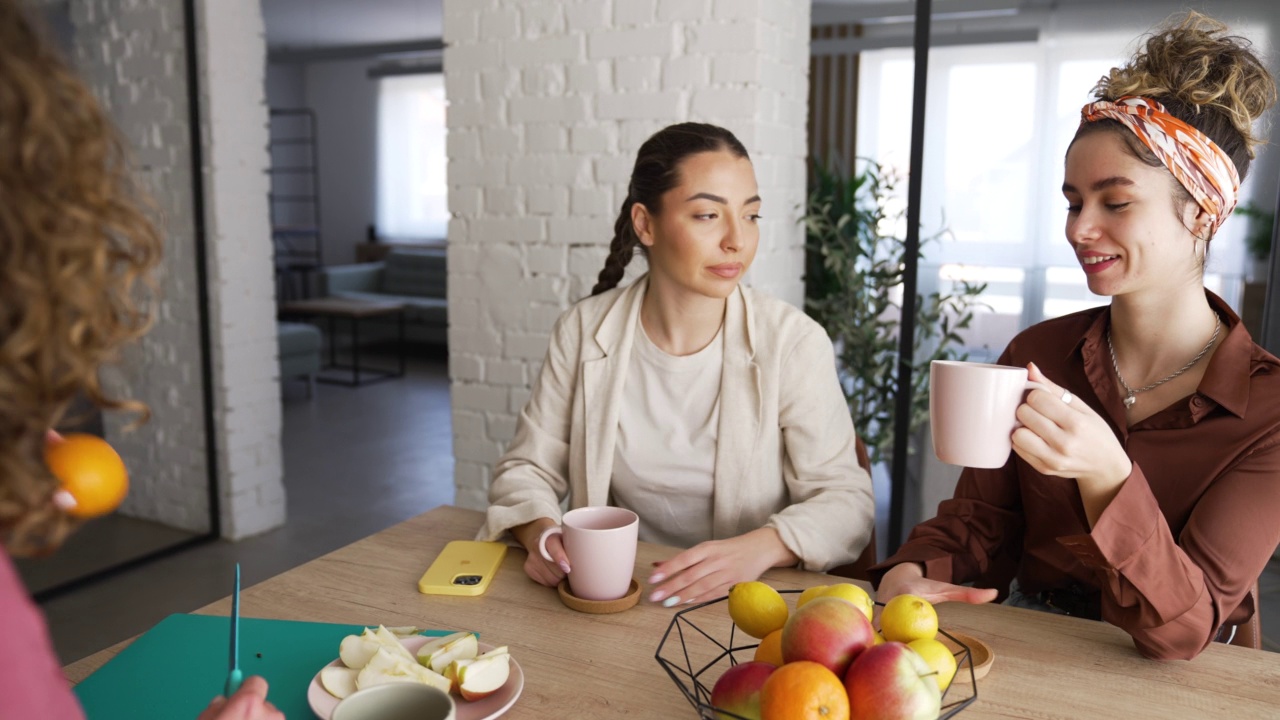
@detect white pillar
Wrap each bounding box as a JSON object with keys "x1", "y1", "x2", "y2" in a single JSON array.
[
  {"x1": 67, "y1": 0, "x2": 285, "y2": 539},
  {"x1": 445, "y1": 0, "x2": 812, "y2": 509}
]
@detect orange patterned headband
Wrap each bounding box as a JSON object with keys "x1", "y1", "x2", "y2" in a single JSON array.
[{"x1": 1081, "y1": 96, "x2": 1239, "y2": 235}]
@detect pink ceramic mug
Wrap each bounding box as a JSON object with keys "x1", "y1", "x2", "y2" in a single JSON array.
[
  {"x1": 538, "y1": 506, "x2": 639, "y2": 601},
  {"x1": 929, "y1": 360, "x2": 1052, "y2": 469}
]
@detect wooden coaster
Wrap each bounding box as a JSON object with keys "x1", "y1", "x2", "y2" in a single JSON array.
[
  {"x1": 940, "y1": 631, "x2": 994, "y2": 683},
  {"x1": 557, "y1": 579, "x2": 641, "y2": 614}
]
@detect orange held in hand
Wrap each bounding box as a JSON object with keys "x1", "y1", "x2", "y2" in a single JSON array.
[{"x1": 44, "y1": 433, "x2": 129, "y2": 519}]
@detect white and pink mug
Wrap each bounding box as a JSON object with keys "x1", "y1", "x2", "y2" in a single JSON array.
[
  {"x1": 538, "y1": 506, "x2": 638, "y2": 601},
  {"x1": 929, "y1": 360, "x2": 1052, "y2": 469}
]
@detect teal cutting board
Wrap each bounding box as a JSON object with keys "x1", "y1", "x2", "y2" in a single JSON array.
[{"x1": 73, "y1": 614, "x2": 456, "y2": 720}]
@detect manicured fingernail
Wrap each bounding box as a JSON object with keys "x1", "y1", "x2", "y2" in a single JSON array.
[
  {"x1": 662, "y1": 596, "x2": 681, "y2": 608},
  {"x1": 649, "y1": 572, "x2": 666, "y2": 584},
  {"x1": 53, "y1": 490, "x2": 77, "y2": 511},
  {"x1": 649, "y1": 590, "x2": 667, "y2": 602},
  {"x1": 559, "y1": 561, "x2": 571, "y2": 574}
]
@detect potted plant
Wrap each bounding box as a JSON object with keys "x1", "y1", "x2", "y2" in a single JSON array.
[
  {"x1": 1234, "y1": 201, "x2": 1273, "y2": 282},
  {"x1": 802, "y1": 158, "x2": 986, "y2": 466}
]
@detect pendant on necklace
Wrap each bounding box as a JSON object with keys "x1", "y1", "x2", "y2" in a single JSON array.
[{"x1": 1124, "y1": 394, "x2": 1136, "y2": 409}]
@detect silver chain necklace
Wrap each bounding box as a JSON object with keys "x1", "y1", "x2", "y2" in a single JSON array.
[{"x1": 1106, "y1": 314, "x2": 1221, "y2": 409}]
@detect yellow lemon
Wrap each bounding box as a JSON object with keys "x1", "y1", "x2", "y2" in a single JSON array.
[
  {"x1": 754, "y1": 628, "x2": 784, "y2": 667},
  {"x1": 727, "y1": 581, "x2": 789, "y2": 639},
  {"x1": 871, "y1": 630, "x2": 886, "y2": 646},
  {"x1": 819, "y1": 583, "x2": 874, "y2": 622},
  {"x1": 907, "y1": 638, "x2": 957, "y2": 692},
  {"x1": 796, "y1": 585, "x2": 828, "y2": 609},
  {"x1": 880, "y1": 594, "x2": 938, "y2": 643}
]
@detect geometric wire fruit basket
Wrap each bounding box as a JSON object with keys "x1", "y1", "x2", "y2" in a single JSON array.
[{"x1": 655, "y1": 590, "x2": 977, "y2": 719}]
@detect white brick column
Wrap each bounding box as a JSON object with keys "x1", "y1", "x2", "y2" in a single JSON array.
[
  {"x1": 197, "y1": 0, "x2": 286, "y2": 538},
  {"x1": 65, "y1": 0, "x2": 284, "y2": 539},
  {"x1": 445, "y1": 0, "x2": 811, "y2": 509}
]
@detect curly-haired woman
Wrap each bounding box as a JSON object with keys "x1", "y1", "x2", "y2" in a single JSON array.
[
  {"x1": 874, "y1": 12, "x2": 1280, "y2": 661},
  {"x1": 480, "y1": 122, "x2": 875, "y2": 608},
  {"x1": 0, "y1": 1, "x2": 280, "y2": 717}
]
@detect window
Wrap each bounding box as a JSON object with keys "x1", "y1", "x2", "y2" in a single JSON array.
[
  {"x1": 377, "y1": 73, "x2": 448, "y2": 241},
  {"x1": 857, "y1": 32, "x2": 1261, "y2": 359}
]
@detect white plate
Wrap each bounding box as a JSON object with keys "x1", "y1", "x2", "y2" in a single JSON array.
[{"x1": 307, "y1": 635, "x2": 524, "y2": 720}]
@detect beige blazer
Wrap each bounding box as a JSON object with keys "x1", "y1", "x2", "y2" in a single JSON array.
[{"x1": 479, "y1": 276, "x2": 874, "y2": 571}]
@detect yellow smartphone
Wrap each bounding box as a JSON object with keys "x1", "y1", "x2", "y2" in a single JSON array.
[{"x1": 417, "y1": 540, "x2": 508, "y2": 596}]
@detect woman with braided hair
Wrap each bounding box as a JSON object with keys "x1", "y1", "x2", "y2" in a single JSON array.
[
  {"x1": 481, "y1": 122, "x2": 874, "y2": 606},
  {"x1": 873, "y1": 12, "x2": 1280, "y2": 660}
]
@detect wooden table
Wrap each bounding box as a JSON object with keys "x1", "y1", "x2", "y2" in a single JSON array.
[
  {"x1": 66, "y1": 506, "x2": 1280, "y2": 718},
  {"x1": 279, "y1": 297, "x2": 406, "y2": 386}
]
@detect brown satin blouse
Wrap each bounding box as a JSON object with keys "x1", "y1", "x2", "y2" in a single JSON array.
[{"x1": 871, "y1": 291, "x2": 1280, "y2": 660}]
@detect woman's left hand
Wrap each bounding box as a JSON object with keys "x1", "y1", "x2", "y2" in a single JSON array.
[
  {"x1": 646, "y1": 528, "x2": 797, "y2": 607},
  {"x1": 1012, "y1": 363, "x2": 1132, "y2": 491}
]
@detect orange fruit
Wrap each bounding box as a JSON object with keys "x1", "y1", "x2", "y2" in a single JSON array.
[
  {"x1": 753, "y1": 629, "x2": 784, "y2": 666},
  {"x1": 45, "y1": 433, "x2": 128, "y2": 519},
  {"x1": 760, "y1": 660, "x2": 849, "y2": 720}
]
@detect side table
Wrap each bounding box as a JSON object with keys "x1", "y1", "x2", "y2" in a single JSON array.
[{"x1": 278, "y1": 298, "x2": 406, "y2": 387}]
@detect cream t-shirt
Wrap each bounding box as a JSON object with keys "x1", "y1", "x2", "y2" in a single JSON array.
[{"x1": 610, "y1": 320, "x2": 723, "y2": 548}]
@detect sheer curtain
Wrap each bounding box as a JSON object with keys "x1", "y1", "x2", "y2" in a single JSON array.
[{"x1": 377, "y1": 73, "x2": 448, "y2": 241}]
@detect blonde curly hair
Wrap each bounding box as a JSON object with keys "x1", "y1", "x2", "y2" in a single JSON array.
[
  {"x1": 1085, "y1": 11, "x2": 1277, "y2": 182},
  {"x1": 0, "y1": 0, "x2": 162, "y2": 555}
]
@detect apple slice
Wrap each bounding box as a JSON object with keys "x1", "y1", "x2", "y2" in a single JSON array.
[
  {"x1": 356, "y1": 648, "x2": 451, "y2": 694},
  {"x1": 425, "y1": 633, "x2": 479, "y2": 674},
  {"x1": 371, "y1": 625, "x2": 415, "y2": 662},
  {"x1": 319, "y1": 666, "x2": 359, "y2": 699},
  {"x1": 455, "y1": 652, "x2": 511, "y2": 702},
  {"x1": 415, "y1": 631, "x2": 474, "y2": 665},
  {"x1": 338, "y1": 635, "x2": 381, "y2": 669},
  {"x1": 442, "y1": 661, "x2": 459, "y2": 694},
  {"x1": 477, "y1": 645, "x2": 508, "y2": 659},
  {"x1": 386, "y1": 625, "x2": 422, "y2": 637}
]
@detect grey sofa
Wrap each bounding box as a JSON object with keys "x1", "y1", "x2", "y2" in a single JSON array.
[{"x1": 317, "y1": 247, "x2": 447, "y2": 345}]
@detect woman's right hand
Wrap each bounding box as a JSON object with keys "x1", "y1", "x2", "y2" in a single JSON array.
[
  {"x1": 511, "y1": 517, "x2": 570, "y2": 587},
  {"x1": 876, "y1": 562, "x2": 998, "y2": 606},
  {"x1": 195, "y1": 676, "x2": 282, "y2": 720}
]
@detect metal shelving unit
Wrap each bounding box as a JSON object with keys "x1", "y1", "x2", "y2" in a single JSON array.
[{"x1": 268, "y1": 108, "x2": 323, "y2": 302}]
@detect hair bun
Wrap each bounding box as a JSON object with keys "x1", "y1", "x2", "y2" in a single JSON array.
[{"x1": 1095, "y1": 11, "x2": 1277, "y2": 157}]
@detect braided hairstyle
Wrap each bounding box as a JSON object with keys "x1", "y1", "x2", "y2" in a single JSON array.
[
  {"x1": 590, "y1": 123, "x2": 750, "y2": 296},
  {"x1": 1073, "y1": 12, "x2": 1276, "y2": 197}
]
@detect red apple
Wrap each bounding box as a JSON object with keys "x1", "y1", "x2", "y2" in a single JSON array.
[
  {"x1": 710, "y1": 661, "x2": 776, "y2": 720},
  {"x1": 844, "y1": 642, "x2": 942, "y2": 720},
  {"x1": 781, "y1": 596, "x2": 875, "y2": 677}
]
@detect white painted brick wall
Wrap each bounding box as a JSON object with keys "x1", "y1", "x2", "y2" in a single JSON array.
[
  {"x1": 71, "y1": 0, "x2": 212, "y2": 534},
  {"x1": 69, "y1": 0, "x2": 284, "y2": 539},
  {"x1": 446, "y1": 0, "x2": 811, "y2": 509},
  {"x1": 197, "y1": 0, "x2": 286, "y2": 539}
]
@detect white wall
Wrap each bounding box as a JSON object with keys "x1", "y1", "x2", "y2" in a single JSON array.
[
  {"x1": 266, "y1": 62, "x2": 305, "y2": 107},
  {"x1": 69, "y1": 0, "x2": 213, "y2": 532},
  {"x1": 444, "y1": 0, "x2": 813, "y2": 510},
  {"x1": 264, "y1": 58, "x2": 381, "y2": 266},
  {"x1": 60, "y1": 0, "x2": 285, "y2": 539},
  {"x1": 199, "y1": 0, "x2": 288, "y2": 539}
]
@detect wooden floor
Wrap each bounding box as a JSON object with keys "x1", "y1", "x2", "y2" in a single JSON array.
[{"x1": 35, "y1": 344, "x2": 1280, "y2": 664}]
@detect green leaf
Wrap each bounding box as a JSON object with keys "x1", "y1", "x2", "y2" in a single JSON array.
[{"x1": 802, "y1": 157, "x2": 987, "y2": 464}]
